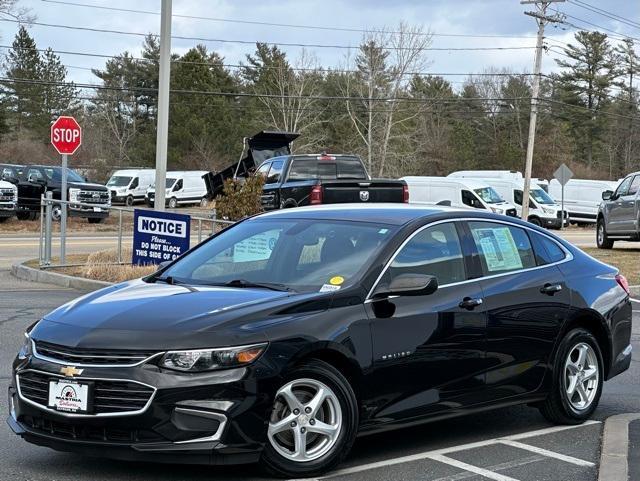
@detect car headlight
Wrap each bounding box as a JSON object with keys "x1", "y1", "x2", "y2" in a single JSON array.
[
  {"x1": 542, "y1": 207, "x2": 554, "y2": 215},
  {"x1": 18, "y1": 321, "x2": 39, "y2": 359},
  {"x1": 69, "y1": 188, "x2": 80, "y2": 203},
  {"x1": 159, "y1": 343, "x2": 267, "y2": 372},
  {"x1": 489, "y1": 207, "x2": 502, "y2": 214}
]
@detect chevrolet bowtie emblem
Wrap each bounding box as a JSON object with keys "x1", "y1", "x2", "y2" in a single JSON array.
[{"x1": 60, "y1": 366, "x2": 83, "y2": 377}]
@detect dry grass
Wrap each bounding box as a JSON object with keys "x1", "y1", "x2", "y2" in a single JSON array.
[{"x1": 582, "y1": 247, "x2": 640, "y2": 285}]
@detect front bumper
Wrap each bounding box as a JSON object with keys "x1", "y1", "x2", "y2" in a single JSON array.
[
  {"x1": 68, "y1": 204, "x2": 110, "y2": 219},
  {"x1": 7, "y1": 355, "x2": 275, "y2": 465},
  {"x1": 0, "y1": 203, "x2": 16, "y2": 217}
]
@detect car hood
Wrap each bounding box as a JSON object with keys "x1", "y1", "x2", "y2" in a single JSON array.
[
  {"x1": 32, "y1": 280, "x2": 294, "y2": 350},
  {"x1": 68, "y1": 182, "x2": 109, "y2": 191}
]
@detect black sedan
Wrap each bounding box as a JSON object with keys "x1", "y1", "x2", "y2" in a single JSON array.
[{"x1": 7, "y1": 205, "x2": 632, "y2": 478}]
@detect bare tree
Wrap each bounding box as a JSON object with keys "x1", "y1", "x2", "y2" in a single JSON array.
[{"x1": 0, "y1": 0, "x2": 34, "y2": 23}]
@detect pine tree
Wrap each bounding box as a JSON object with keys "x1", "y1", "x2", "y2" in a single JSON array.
[{"x1": 41, "y1": 47, "x2": 79, "y2": 126}]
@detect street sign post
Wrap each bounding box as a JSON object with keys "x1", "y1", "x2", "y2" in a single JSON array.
[
  {"x1": 554, "y1": 163, "x2": 573, "y2": 230},
  {"x1": 51, "y1": 116, "x2": 82, "y2": 265}
]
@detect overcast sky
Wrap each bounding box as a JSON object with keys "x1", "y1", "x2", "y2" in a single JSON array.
[{"x1": 1, "y1": 0, "x2": 638, "y2": 88}]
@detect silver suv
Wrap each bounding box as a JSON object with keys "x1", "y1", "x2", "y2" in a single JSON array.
[{"x1": 597, "y1": 172, "x2": 640, "y2": 249}]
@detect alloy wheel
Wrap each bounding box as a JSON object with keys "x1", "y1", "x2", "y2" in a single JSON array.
[
  {"x1": 597, "y1": 224, "x2": 604, "y2": 245},
  {"x1": 268, "y1": 378, "x2": 342, "y2": 463},
  {"x1": 563, "y1": 342, "x2": 599, "y2": 411}
]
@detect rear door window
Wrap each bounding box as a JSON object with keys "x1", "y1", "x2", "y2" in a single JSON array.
[
  {"x1": 530, "y1": 232, "x2": 567, "y2": 265},
  {"x1": 468, "y1": 221, "x2": 536, "y2": 275}
]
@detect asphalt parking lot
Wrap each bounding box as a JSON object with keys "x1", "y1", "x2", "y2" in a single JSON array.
[{"x1": 1, "y1": 271, "x2": 638, "y2": 481}]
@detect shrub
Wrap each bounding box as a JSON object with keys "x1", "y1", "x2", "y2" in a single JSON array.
[{"x1": 215, "y1": 175, "x2": 264, "y2": 221}]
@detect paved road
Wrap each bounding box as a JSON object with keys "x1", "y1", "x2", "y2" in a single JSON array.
[{"x1": 1, "y1": 269, "x2": 638, "y2": 481}]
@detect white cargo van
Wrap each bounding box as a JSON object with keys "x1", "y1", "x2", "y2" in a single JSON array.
[
  {"x1": 107, "y1": 169, "x2": 156, "y2": 206},
  {"x1": 448, "y1": 172, "x2": 568, "y2": 229},
  {"x1": 548, "y1": 178, "x2": 619, "y2": 224},
  {"x1": 146, "y1": 171, "x2": 209, "y2": 208},
  {"x1": 401, "y1": 176, "x2": 517, "y2": 216}
]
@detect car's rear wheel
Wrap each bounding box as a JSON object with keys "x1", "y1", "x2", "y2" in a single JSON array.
[
  {"x1": 168, "y1": 197, "x2": 178, "y2": 209},
  {"x1": 262, "y1": 360, "x2": 358, "y2": 478},
  {"x1": 538, "y1": 328, "x2": 603, "y2": 424},
  {"x1": 597, "y1": 219, "x2": 614, "y2": 249},
  {"x1": 125, "y1": 195, "x2": 134, "y2": 207}
]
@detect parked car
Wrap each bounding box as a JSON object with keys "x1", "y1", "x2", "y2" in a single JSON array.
[
  {"x1": 256, "y1": 153, "x2": 407, "y2": 209},
  {"x1": 549, "y1": 178, "x2": 619, "y2": 225},
  {"x1": 448, "y1": 172, "x2": 568, "y2": 229},
  {"x1": 596, "y1": 172, "x2": 640, "y2": 249},
  {"x1": 0, "y1": 164, "x2": 110, "y2": 223},
  {"x1": 402, "y1": 176, "x2": 517, "y2": 216},
  {"x1": 0, "y1": 175, "x2": 17, "y2": 222},
  {"x1": 8, "y1": 204, "x2": 631, "y2": 477},
  {"x1": 107, "y1": 169, "x2": 155, "y2": 206},
  {"x1": 146, "y1": 171, "x2": 209, "y2": 208}
]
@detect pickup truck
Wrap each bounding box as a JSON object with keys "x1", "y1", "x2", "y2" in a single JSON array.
[
  {"x1": 0, "y1": 163, "x2": 111, "y2": 223},
  {"x1": 597, "y1": 171, "x2": 640, "y2": 248},
  {"x1": 254, "y1": 154, "x2": 408, "y2": 210}
]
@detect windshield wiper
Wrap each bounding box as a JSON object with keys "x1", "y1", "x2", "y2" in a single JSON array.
[{"x1": 221, "y1": 279, "x2": 294, "y2": 292}]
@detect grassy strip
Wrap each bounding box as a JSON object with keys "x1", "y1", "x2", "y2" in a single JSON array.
[{"x1": 582, "y1": 247, "x2": 640, "y2": 285}]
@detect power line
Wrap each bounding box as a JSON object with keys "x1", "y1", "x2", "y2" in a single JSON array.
[
  {"x1": 567, "y1": 0, "x2": 640, "y2": 31},
  {"x1": 550, "y1": 7, "x2": 640, "y2": 42},
  {"x1": 39, "y1": 0, "x2": 539, "y2": 40},
  {"x1": 0, "y1": 19, "x2": 538, "y2": 52}
]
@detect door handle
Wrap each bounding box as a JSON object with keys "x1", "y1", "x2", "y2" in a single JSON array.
[
  {"x1": 459, "y1": 297, "x2": 483, "y2": 310},
  {"x1": 540, "y1": 283, "x2": 562, "y2": 295}
]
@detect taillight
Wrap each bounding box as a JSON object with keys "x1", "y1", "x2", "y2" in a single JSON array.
[
  {"x1": 403, "y1": 184, "x2": 409, "y2": 203},
  {"x1": 616, "y1": 274, "x2": 630, "y2": 295},
  {"x1": 310, "y1": 185, "x2": 323, "y2": 205}
]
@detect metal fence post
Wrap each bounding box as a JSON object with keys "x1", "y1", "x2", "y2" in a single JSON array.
[
  {"x1": 118, "y1": 209, "x2": 123, "y2": 263},
  {"x1": 39, "y1": 194, "x2": 45, "y2": 265},
  {"x1": 44, "y1": 191, "x2": 53, "y2": 266}
]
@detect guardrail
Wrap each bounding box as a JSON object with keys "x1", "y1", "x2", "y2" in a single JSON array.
[{"x1": 39, "y1": 192, "x2": 234, "y2": 268}]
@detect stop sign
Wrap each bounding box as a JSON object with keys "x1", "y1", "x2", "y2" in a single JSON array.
[{"x1": 51, "y1": 116, "x2": 82, "y2": 155}]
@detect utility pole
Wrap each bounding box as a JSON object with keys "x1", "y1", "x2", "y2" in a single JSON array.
[
  {"x1": 154, "y1": 0, "x2": 172, "y2": 211},
  {"x1": 520, "y1": 0, "x2": 565, "y2": 221}
]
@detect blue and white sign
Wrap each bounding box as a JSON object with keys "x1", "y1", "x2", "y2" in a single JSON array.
[{"x1": 132, "y1": 209, "x2": 190, "y2": 265}]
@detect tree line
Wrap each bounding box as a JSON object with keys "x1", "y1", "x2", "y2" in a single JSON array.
[{"x1": 0, "y1": 24, "x2": 638, "y2": 182}]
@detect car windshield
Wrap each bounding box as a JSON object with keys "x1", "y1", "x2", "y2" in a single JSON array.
[
  {"x1": 530, "y1": 188, "x2": 555, "y2": 205},
  {"x1": 107, "y1": 176, "x2": 132, "y2": 187},
  {"x1": 43, "y1": 167, "x2": 86, "y2": 183},
  {"x1": 474, "y1": 187, "x2": 503, "y2": 204},
  {"x1": 159, "y1": 218, "x2": 396, "y2": 293}
]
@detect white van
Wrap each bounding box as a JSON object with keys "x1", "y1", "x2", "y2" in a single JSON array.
[
  {"x1": 548, "y1": 178, "x2": 619, "y2": 224},
  {"x1": 107, "y1": 169, "x2": 156, "y2": 206},
  {"x1": 146, "y1": 171, "x2": 209, "y2": 208},
  {"x1": 401, "y1": 176, "x2": 517, "y2": 216},
  {"x1": 448, "y1": 172, "x2": 568, "y2": 229}
]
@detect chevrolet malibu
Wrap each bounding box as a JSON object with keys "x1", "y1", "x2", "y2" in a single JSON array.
[{"x1": 8, "y1": 205, "x2": 632, "y2": 478}]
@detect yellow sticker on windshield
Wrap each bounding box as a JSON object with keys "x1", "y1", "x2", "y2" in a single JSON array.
[{"x1": 330, "y1": 276, "x2": 345, "y2": 286}]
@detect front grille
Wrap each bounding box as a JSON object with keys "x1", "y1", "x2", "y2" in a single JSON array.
[
  {"x1": 34, "y1": 340, "x2": 158, "y2": 366},
  {"x1": 20, "y1": 414, "x2": 165, "y2": 444},
  {"x1": 18, "y1": 371, "x2": 155, "y2": 415},
  {"x1": 78, "y1": 190, "x2": 110, "y2": 204},
  {"x1": 557, "y1": 210, "x2": 569, "y2": 219},
  {"x1": 0, "y1": 188, "x2": 15, "y2": 202},
  {"x1": 506, "y1": 208, "x2": 517, "y2": 217}
]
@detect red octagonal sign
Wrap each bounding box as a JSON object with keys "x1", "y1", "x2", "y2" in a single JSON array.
[{"x1": 51, "y1": 116, "x2": 82, "y2": 155}]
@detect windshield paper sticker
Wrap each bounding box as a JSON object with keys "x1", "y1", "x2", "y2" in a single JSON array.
[
  {"x1": 233, "y1": 230, "x2": 280, "y2": 262},
  {"x1": 320, "y1": 284, "x2": 341, "y2": 293},
  {"x1": 473, "y1": 227, "x2": 523, "y2": 272}
]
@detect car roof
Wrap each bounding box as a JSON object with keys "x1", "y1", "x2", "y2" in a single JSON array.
[
  {"x1": 255, "y1": 203, "x2": 481, "y2": 226},
  {"x1": 111, "y1": 169, "x2": 153, "y2": 175},
  {"x1": 402, "y1": 176, "x2": 496, "y2": 190}
]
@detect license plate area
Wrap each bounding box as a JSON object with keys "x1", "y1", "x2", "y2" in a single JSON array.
[{"x1": 48, "y1": 380, "x2": 93, "y2": 414}]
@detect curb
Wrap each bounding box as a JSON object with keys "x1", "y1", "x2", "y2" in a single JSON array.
[
  {"x1": 598, "y1": 413, "x2": 640, "y2": 481},
  {"x1": 630, "y1": 285, "x2": 640, "y2": 298},
  {"x1": 11, "y1": 261, "x2": 113, "y2": 292}
]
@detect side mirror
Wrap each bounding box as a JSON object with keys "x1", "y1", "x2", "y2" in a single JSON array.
[
  {"x1": 602, "y1": 190, "x2": 613, "y2": 201},
  {"x1": 375, "y1": 274, "x2": 438, "y2": 298}
]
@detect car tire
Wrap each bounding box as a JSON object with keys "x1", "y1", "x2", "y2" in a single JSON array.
[
  {"x1": 51, "y1": 205, "x2": 62, "y2": 222},
  {"x1": 125, "y1": 195, "x2": 134, "y2": 207},
  {"x1": 16, "y1": 212, "x2": 31, "y2": 221},
  {"x1": 528, "y1": 217, "x2": 542, "y2": 227},
  {"x1": 87, "y1": 217, "x2": 104, "y2": 224},
  {"x1": 538, "y1": 328, "x2": 603, "y2": 425},
  {"x1": 596, "y1": 219, "x2": 614, "y2": 249},
  {"x1": 261, "y1": 359, "x2": 359, "y2": 478},
  {"x1": 0, "y1": 216, "x2": 8, "y2": 223},
  {"x1": 168, "y1": 197, "x2": 178, "y2": 209},
  {"x1": 199, "y1": 197, "x2": 208, "y2": 208}
]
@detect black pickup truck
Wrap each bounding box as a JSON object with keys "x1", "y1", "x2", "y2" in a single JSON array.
[
  {"x1": 0, "y1": 163, "x2": 110, "y2": 223},
  {"x1": 254, "y1": 154, "x2": 408, "y2": 210}
]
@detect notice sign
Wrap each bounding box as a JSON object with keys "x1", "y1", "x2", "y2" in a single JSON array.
[{"x1": 132, "y1": 209, "x2": 190, "y2": 265}]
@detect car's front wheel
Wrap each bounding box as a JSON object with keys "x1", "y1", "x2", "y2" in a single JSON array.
[
  {"x1": 538, "y1": 328, "x2": 603, "y2": 424},
  {"x1": 597, "y1": 219, "x2": 614, "y2": 249},
  {"x1": 262, "y1": 360, "x2": 358, "y2": 478}
]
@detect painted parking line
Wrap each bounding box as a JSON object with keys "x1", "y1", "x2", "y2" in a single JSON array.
[
  {"x1": 430, "y1": 456, "x2": 544, "y2": 481},
  {"x1": 498, "y1": 439, "x2": 594, "y2": 467},
  {"x1": 428, "y1": 454, "x2": 519, "y2": 481},
  {"x1": 320, "y1": 421, "x2": 600, "y2": 480}
]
